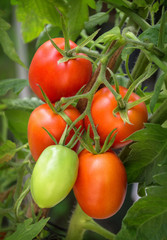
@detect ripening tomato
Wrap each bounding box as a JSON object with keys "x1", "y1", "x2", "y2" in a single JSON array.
[
  {"x1": 73, "y1": 149, "x2": 127, "y2": 219},
  {"x1": 31, "y1": 145, "x2": 78, "y2": 208},
  {"x1": 29, "y1": 38, "x2": 92, "y2": 102},
  {"x1": 28, "y1": 104, "x2": 83, "y2": 161},
  {"x1": 84, "y1": 86, "x2": 148, "y2": 148}
]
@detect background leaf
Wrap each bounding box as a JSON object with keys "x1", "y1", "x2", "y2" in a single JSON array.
[
  {"x1": 124, "y1": 123, "x2": 167, "y2": 186},
  {"x1": 67, "y1": 0, "x2": 95, "y2": 41},
  {"x1": 5, "y1": 110, "x2": 30, "y2": 143},
  {"x1": 0, "y1": 17, "x2": 26, "y2": 68},
  {"x1": 3, "y1": 97, "x2": 43, "y2": 111},
  {"x1": 5, "y1": 218, "x2": 49, "y2": 240},
  {"x1": 0, "y1": 140, "x2": 16, "y2": 163},
  {"x1": 12, "y1": 0, "x2": 95, "y2": 42},
  {"x1": 85, "y1": 11, "x2": 109, "y2": 33},
  {"x1": 139, "y1": 24, "x2": 167, "y2": 46},
  {"x1": 150, "y1": 73, "x2": 166, "y2": 112},
  {"x1": 0, "y1": 79, "x2": 29, "y2": 97},
  {"x1": 12, "y1": 0, "x2": 65, "y2": 43},
  {"x1": 116, "y1": 184, "x2": 167, "y2": 240}
]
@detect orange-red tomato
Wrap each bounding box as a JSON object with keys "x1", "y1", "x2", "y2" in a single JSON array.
[
  {"x1": 73, "y1": 149, "x2": 127, "y2": 219},
  {"x1": 84, "y1": 86, "x2": 148, "y2": 148},
  {"x1": 28, "y1": 104, "x2": 83, "y2": 161},
  {"x1": 29, "y1": 38, "x2": 92, "y2": 103}
]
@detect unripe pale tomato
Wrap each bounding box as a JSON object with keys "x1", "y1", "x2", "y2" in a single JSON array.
[
  {"x1": 73, "y1": 149, "x2": 127, "y2": 219},
  {"x1": 29, "y1": 38, "x2": 92, "y2": 102},
  {"x1": 31, "y1": 145, "x2": 79, "y2": 208}
]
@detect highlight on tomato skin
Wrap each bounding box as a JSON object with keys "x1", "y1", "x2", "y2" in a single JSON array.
[
  {"x1": 84, "y1": 86, "x2": 148, "y2": 149},
  {"x1": 73, "y1": 148, "x2": 127, "y2": 219},
  {"x1": 28, "y1": 103, "x2": 84, "y2": 161},
  {"x1": 28, "y1": 38, "x2": 92, "y2": 103}
]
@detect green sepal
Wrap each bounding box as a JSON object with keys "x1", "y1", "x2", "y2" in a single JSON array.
[
  {"x1": 59, "y1": 124, "x2": 68, "y2": 146},
  {"x1": 127, "y1": 93, "x2": 153, "y2": 110},
  {"x1": 66, "y1": 125, "x2": 82, "y2": 149},
  {"x1": 100, "y1": 129, "x2": 117, "y2": 153},
  {"x1": 58, "y1": 54, "x2": 95, "y2": 64},
  {"x1": 42, "y1": 127, "x2": 58, "y2": 145},
  {"x1": 77, "y1": 29, "x2": 100, "y2": 48},
  {"x1": 38, "y1": 85, "x2": 57, "y2": 114},
  {"x1": 45, "y1": 26, "x2": 65, "y2": 56}
]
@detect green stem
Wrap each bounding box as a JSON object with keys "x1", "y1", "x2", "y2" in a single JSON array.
[
  {"x1": 84, "y1": 220, "x2": 115, "y2": 240},
  {"x1": 116, "y1": 5, "x2": 150, "y2": 31},
  {"x1": 80, "y1": 30, "x2": 105, "y2": 50},
  {"x1": 132, "y1": 51, "x2": 149, "y2": 79},
  {"x1": 0, "y1": 112, "x2": 8, "y2": 142},
  {"x1": 149, "y1": 99, "x2": 167, "y2": 124},
  {"x1": 14, "y1": 166, "x2": 26, "y2": 202},
  {"x1": 65, "y1": 204, "x2": 115, "y2": 240},
  {"x1": 69, "y1": 46, "x2": 101, "y2": 59},
  {"x1": 125, "y1": 55, "x2": 134, "y2": 82},
  {"x1": 144, "y1": 50, "x2": 167, "y2": 73},
  {"x1": 126, "y1": 39, "x2": 164, "y2": 58},
  {"x1": 61, "y1": 15, "x2": 71, "y2": 52},
  {"x1": 15, "y1": 143, "x2": 29, "y2": 153}
]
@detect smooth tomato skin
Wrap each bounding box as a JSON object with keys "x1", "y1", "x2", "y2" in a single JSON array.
[
  {"x1": 28, "y1": 104, "x2": 83, "y2": 161},
  {"x1": 84, "y1": 86, "x2": 148, "y2": 148},
  {"x1": 29, "y1": 38, "x2": 92, "y2": 102},
  {"x1": 73, "y1": 149, "x2": 127, "y2": 219},
  {"x1": 31, "y1": 145, "x2": 78, "y2": 208}
]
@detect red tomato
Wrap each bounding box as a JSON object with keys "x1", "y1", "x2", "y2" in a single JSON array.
[
  {"x1": 0, "y1": 232, "x2": 6, "y2": 240},
  {"x1": 84, "y1": 86, "x2": 148, "y2": 148},
  {"x1": 73, "y1": 149, "x2": 127, "y2": 219},
  {"x1": 29, "y1": 38, "x2": 92, "y2": 102},
  {"x1": 28, "y1": 104, "x2": 83, "y2": 161}
]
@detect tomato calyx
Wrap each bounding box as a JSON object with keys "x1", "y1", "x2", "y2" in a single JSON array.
[{"x1": 38, "y1": 85, "x2": 83, "y2": 150}]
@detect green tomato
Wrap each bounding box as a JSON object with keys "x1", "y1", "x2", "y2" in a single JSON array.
[{"x1": 30, "y1": 145, "x2": 79, "y2": 208}]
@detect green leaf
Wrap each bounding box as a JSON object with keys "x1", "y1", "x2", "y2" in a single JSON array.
[
  {"x1": 124, "y1": 123, "x2": 167, "y2": 185},
  {"x1": 116, "y1": 185, "x2": 167, "y2": 240},
  {"x1": 12, "y1": 0, "x2": 94, "y2": 43},
  {"x1": 0, "y1": 15, "x2": 26, "y2": 67},
  {"x1": 3, "y1": 97, "x2": 43, "y2": 111},
  {"x1": 67, "y1": 0, "x2": 93, "y2": 41},
  {"x1": 5, "y1": 218, "x2": 49, "y2": 240},
  {"x1": 150, "y1": 73, "x2": 166, "y2": 112},
  {"x1": 133, "y1": 0, "x2": 147, "y2": 7},
  {"x1": 0, "y1": 79, "x2": 29, "y2": 96},
  {"x1": 0, "y1": 140, "x2": 16, "y2": 163},
  {"x1": 5, "y1": 110, "x2": 30, "y2": 143},
  {"x1": 139, "y1": 23, "x2": 167, "y2": 46},
  {"x1": 105, "y1": 0, "x2": 129, "y2": 7},
  {"x1": 13, "y1": 0, "x2": 64, "y2": 43},
  {"x1": 153, "y1": 172, "x2": 167, "y2": 186},
  {"x1": 0, "y1": 17, "x2": 11, "y2": 31},
  {"x1": 85, "y1": 12, "x2": 110, "y2": 32},
  {"x1": 92, "y1": 26, "x2": 121, "y2": 46}
]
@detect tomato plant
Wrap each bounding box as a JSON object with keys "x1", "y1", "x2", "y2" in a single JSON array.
[
  {"x1": 28, "y1": 103, "x2": 83, "y2": 161},
  {"x1": 29, "y1": 38, "x2": 92, "y2": 103},
  {"x1": 31, "y1": 145, "x2": 79, "y2": 208},
  {"x1": 73, "y1": 149, "x2": 127, "y2": 219},
  {"x1": 1, "y1": 1, "x2": 167, "y2": 240},
  {"x1": 84, "y1": 86, "x2": 148, "y2": 148}
]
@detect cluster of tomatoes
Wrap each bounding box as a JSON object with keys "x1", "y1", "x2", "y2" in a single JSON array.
[{"x1": 28, "y1": 38, "x2": 148, "y2": 219}]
